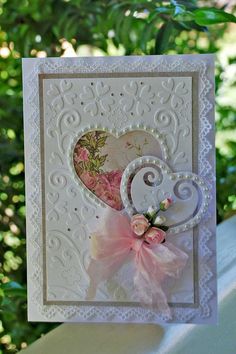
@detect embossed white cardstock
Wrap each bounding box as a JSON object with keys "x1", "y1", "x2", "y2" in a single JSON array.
[{"x1": 23, "y1": 55, "x2": 217, "y2": 324}]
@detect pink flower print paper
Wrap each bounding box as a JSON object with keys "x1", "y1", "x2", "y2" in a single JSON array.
[{"x1": 73, "y1": 130, "x2": 162, "y2": 210}]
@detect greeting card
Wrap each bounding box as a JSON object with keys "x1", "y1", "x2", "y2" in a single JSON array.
[{"x1": 23, "y1": 55, "x2": 217, "y2": 323}]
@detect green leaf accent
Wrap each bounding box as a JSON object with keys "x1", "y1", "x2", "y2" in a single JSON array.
[
  {"x1": 143, "y1": 212, "x2": 152, "y2": 222},
  {"x1": 90, "y1": 159, "x2": 97, "y2": 166},
  {"x1": 157, "y1": 225, "x2": 169, "y2": 232},
  {"x1": 78, "y1": 140, "x2": 89, "y2": 147},
  {"x1": 194, "y1": 8, "x2": 236, "y2": 26},
  {"x1": 99, "y1": 155, "x2": 107, "y2": 165},
  {"x1": 89, "y1": 137, "x2": 97, "y2": 149},
  {"x1": 97, "y1": 136, "x2": 107, "y2": 147}
]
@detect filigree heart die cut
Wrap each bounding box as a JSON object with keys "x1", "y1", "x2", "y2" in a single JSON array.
[
  {"x1": 72, "y1": 129, "x2": 167, "y2": 210},
  {"x1": 120, "y1": 156, "x2": 210, "y2": 234}
]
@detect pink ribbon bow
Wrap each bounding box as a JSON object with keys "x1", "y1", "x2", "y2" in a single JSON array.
[{"x1": 87, "y1": 210, "x2": 188, "y2": 317}]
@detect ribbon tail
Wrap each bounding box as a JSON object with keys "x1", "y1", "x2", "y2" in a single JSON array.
[
  {"x1": 86, "y1": 232, "x2": 132, "y2": 300},
  {"x1": 134, "y1": 266, "x2": 171, "y2": 319},
  {"x1": 133, "y1": 241, "x2": 188, "y2": 319},
  {"x1": 86, "y1": 251, "x2": 130, "y2": 300},
  {"x1": 86, "y1": 211, "x2": 135, "y2": 300}
]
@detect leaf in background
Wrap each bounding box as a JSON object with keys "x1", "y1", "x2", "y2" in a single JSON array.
[
  {"x1": 120, "y1": 15, "x2": 133, "y2": 48},
  {"x1": 172, "y1": 3, "x2": 186, "y2": 17},
  {"x1": 115, "y1": 10, "x2": 125, "y2": 44},
  {"x1": 170, "y1": 0, "x2": 198, "y2": 11},
  {"x1": 173, "y1": 19, "x2": 208, "y2": 32},
  {"x1": 1, "y1": 281, "x2": 23, "y2": 290},
  {"x1": 173, "y1": 10, "x2": 195, "y2": 22},
  {"x1": 148, "y1": 6, "x2": 172, "y2": 23},
  {"x1": 1, "y1": 281, "x2": 27, "y2": 298},
  {"x1": 0, "y1": 288, "x2": 4, "y2": 305},
  {"x1": 194, "y1": 8, "x2": 236, "y2": 25},
  {"x1": 141, "y1": 19, "x2": 156, "y2": 52},
  {"x1": 155, "y1": 21, "x2": 173, "y2": 54}
]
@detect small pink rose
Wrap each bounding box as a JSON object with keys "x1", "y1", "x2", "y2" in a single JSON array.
[
  {"x1": 144, "y1": 227, "x2": 166, "y2": 245},
  {"x1": 104, "y1": 170, "x2": 123, "y2": 189},
  {"x1": 94, "y1": 182, "x2": 105, "y2": 197},
  {"x1": 160, "y1": 197, "x2": 173, "y2": 211},
  {"x1": 80, "y1": 171, "x2": 97, "y2": 190},
  {"x1": 130, "y1": 214, "x2": 150, "y2": 236},
  {"x1": 97, "y1": 174, "x2": 111, "y2": 188},
  {"x1": 94, "y1": 175, "x2": 112, "y2": 195},
  {"x1": 110, "y1": 186, "x2": 123, "y2": 210},
  {"x1": 77, "y1": 147, "x2": 89, "y2": 161}
]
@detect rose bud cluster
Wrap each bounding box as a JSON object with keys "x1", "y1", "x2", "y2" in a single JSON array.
[{"x1": 130, "y1": 197, "x2": 173, "y2": 246}]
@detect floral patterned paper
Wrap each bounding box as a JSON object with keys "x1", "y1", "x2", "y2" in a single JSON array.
[{"x1": 73, "y1": 130, "x2": 161, "y2": 210}]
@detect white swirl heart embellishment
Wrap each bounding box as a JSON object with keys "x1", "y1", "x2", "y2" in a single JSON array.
[{"x1": 120, "y1": 156, "x2": 210, "y2": 234}]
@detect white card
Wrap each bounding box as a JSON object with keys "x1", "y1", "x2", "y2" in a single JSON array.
[{"x1": 23, "y1": 55, "x2": 217, "y2": 324}]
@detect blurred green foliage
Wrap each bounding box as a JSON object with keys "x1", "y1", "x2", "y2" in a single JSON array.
[{"x1": 0, "y1": 0, "x2": 235, "y2": 352}]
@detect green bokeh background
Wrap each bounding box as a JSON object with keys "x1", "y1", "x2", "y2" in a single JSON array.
[{"x1": 0, "y1": 1, "x2": 236, "y2": 352}]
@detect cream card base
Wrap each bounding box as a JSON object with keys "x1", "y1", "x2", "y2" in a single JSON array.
[{"x1": 23, "y1": 55, "x2": 217, "y2": 324}]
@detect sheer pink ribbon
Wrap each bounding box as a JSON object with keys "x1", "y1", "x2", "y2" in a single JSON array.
[{"x1": 87, "y1": 210, "x2": 188, "y2": 317}]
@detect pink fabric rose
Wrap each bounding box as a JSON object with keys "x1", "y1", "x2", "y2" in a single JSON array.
[
  {"x1": 160, "y1": 197, "x2": 173, "y2": 211},
  {"x1": 144, "y1": 227, "x2": 166, "y2": 245},
  {"x1": 80, "y1": 171, "x2": 97, "y2": 190},
  {"x1": 77, "y1": 147, "x2": 89, "y2": 161},
  {"x1": 130, "y1": 214, "x2": 150, "y2": 236}
]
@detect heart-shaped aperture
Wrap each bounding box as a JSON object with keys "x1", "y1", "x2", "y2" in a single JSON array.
[{"x1": 73, "y1": 130, "x2": 162, "y2": 210}]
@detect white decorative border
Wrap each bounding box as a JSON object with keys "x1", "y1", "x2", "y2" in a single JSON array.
[{"x1": 23, "y1": 55, "x2": 216, "y2": 323}]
